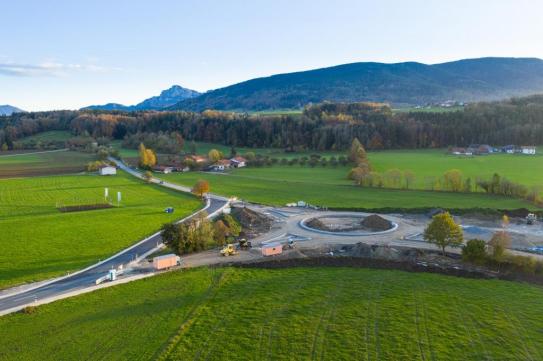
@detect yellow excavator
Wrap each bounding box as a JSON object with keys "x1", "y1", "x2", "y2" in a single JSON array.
[{"x1": 220, "y1": 243, "x2": 238, "y2": 256}]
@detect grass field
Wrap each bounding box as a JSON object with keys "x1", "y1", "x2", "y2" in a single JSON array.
[
  {"x1": 0, "y1": 266, "x2": 541, "y2": 360},
  {"x1": 0, "y1": 171, "x2": 201, "y2": 288},
  {"x1": 182, "y1": 146, "x2": 543, "y2": 189},
  {"x1": 0, "y1": 150, "x2": 94, "y2": 178},
  {"x1": 369, "y1": 149, "x2": 543, "y2": 188},
  {"x1": 17, "y1": 130, "x2": 72, "y2": 143},
  {"x1": 162, "y1": 166, "x2": 535, "y2": 210}
]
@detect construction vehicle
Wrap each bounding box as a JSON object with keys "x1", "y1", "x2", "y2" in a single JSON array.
[
  {"x1": 526, "y1": 213, "x2": 537, "y2": 225},
  {"x1": 220, "y1": 244, "x2": 238, "y2": 256},
  {"x1": 238, "y1": 239, "x2": 252, "y2": 250},
  {"x1": 284, "y1": 239, "x2": 296, "y2": 249}
]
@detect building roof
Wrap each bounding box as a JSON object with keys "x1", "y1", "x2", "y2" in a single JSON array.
[
  {"x1": 185, "y1": 155, "x2": 207, "y2": 162},
  {"x1": 98, "y1": 164, "x2": 115, "y2": 169},
  {"x1": 231, "y1": 156, "x2": 247, "y2": 162},
  {"x1": 216, "y1": 159, "x2": 232, "y2": 166}
]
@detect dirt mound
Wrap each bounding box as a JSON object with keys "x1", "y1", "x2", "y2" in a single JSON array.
[
  {"x1": 305, "y1": 218, "x2": 330, "y2": 231},
  {"x1": 231, "y1": 206, "x2": 272, "y2": 237},
  {"x1": 360, "y1": 214, "x2": 392, "y2": 231}
]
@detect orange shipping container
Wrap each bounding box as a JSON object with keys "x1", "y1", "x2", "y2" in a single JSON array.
[
  {"x1": 153, "y1": 254, "x2": 180, "y2": 270},
  {"x1": 261, "y1": 242, "x2": 283, "y2": 256}
]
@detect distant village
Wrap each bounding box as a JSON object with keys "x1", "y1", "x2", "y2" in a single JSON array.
[{"x1": 449, "y1": 144, "x2": 537, "y2": 156}]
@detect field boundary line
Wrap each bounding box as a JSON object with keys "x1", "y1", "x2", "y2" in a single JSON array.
[{"x1": 0, "y1": 148, "x2": 68, "y2": 157}]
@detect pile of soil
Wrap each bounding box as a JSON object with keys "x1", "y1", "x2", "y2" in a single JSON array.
[
  {"x1": 305, "y1": 218, "x2": 330, "y2": 231},
  {"x1": 231, "y1": 206, "x2": 273, "y2": 238},
  {"x1": 360, "y1": 214, "x2": 392, "y2": 232}
]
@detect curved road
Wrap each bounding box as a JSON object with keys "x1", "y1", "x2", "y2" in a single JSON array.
[{"x1": 0, "y1": 160, "x2": 229, "y2": 315}]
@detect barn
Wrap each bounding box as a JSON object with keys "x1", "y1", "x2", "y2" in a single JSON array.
[{"x1": 99, "y1": 165, "x2": 117, "y2": 176}]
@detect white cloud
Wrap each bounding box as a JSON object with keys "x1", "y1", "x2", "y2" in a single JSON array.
[{"x1": 0, "y1": 62, "x2": 120, "y2": 77}]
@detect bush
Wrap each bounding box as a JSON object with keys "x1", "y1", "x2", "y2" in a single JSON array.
[
  {"x1": 462, "y1": 239, "x2": 487, "y2": 264},
  {"x1": 21, "y1": 306, "x2": 37, "y2": 314}
]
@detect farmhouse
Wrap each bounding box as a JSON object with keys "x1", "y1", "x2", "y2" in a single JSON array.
[
  {"x1": 152, "y1": 165, "x2": 174, "y2": 174},
  {"x1": 449, "y1": 147, "x2": 473, "y2": 155},
  {"x1": 209, "y1": 159, "x2": 231, "y2": 172},
  {"x1": 502, "y1": 145, "x2": 517, "y2": 154},
  {"x1": 99, "y1": 165, "x2": 117, "y2": 176},
  {"x1": 230, "y1": 156, "x2": 247, "y2": 168},
  {"x1": 521, "y1": 146, "x2": 536, "y2": 155},
  {"x1": 467, "y1": 144, "x2": 493, "y2": 155}
]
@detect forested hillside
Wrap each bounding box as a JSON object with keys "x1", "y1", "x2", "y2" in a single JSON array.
[
  {"x1": 3, "y1": 96, "x2": 543, "y2": 151},
  {"x1": 171, "y1": 57, "x2": 543, "y2": 111}
]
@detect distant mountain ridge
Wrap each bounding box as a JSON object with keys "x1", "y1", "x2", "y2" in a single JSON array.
[
  {"x1": 170, "y1": 57, "x2": 543, "y2": 111},
  {"x1": 0, "y1": 105, "x2": 24, "y2": 116},
  {"x1": 83, "y1": 85, "x2": 200, "y2": 111}
]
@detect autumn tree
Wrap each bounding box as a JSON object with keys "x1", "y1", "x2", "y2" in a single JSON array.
[
  {"x1": 348, "y1": 163, "x2": 370, "y2": 185},
  {"x1": 349, "y1": 138, "x2": 363, "y2": 164},
  {"x1": 404, "y1": 170, "x2": 415, "y2": 189},
  {"x1": 443, "y1": 169, "x2": 463, "y2": 192},
  {"x1": 208, "y1": 149, "x2": 222, "y2": 162},
  {"x1": 488, "y1": 230, "x2": 511, "y2": 261},
  {"x1": 138, "y1": 143, "x2": 148, "y2": 168},
  {"x1": 193, "y1": 213, "x2": 214, "y2": 251},
  {"x1": 138, "y1": 143, "x2": 157, "y2": 169},
  {"x1": 192, "y1": 179, "x2": 210, "y2": 198},
  {"x1": 384, "y1": 168, "x2": 402, "y2": 188},
  {"x1": 348, "y1": 138, "x2": 371, "y2": 170},
  {"x1": 423, "y1": 212, "x2": 464, "y2": 255},
  {"x1": 145, "y1": 148, "x2": 157, "y2": 167},
  {"x1": 244, "y1": 152, "x2": 256, "y2": 161},
  {"x1": 213, "y1": 220, "x2": 228, "y2": 246}
]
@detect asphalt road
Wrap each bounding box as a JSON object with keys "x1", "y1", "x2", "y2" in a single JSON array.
[{"x1": 0, "y1": 161, "x2": 228, "y2": 314}]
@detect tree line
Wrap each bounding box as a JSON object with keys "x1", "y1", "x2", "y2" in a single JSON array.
[{"x1": 3, "y1": 95, "x2": 543, "y2": 151}]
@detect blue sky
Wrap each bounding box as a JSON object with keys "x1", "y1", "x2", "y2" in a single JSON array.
[{"x1": 2, "y1": 0, "x2": 542, "y2": 111}]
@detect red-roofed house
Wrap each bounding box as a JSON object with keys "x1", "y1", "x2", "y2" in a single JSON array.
[{"x1": 230, "y1": 156, "x2": 247, "y2": 168}]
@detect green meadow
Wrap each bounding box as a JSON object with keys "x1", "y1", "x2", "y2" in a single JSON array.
[
  {"x1": 368, "y1": 149, "x2": 543, "y2": 188},
  {"x1": 0, "y1": 171, "x2": 201, "y2": 289},
  {"x1": 162, "y1": 165, "x2": 535, "y2": 210},
  {"x1": 0, "y1": 267, "x2": 541, "y2": 360}
]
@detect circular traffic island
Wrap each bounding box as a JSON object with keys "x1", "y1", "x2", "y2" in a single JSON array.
[{"x1": 300, "y1": 214, "x2": 398, "y2": 236}]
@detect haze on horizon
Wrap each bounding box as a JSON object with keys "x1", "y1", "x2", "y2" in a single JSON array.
[{"x1": 2, "y1": 0, "x2": 543, "y2": 111}]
